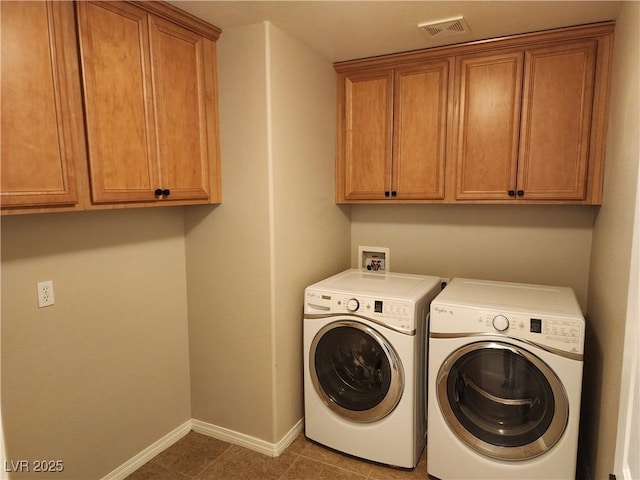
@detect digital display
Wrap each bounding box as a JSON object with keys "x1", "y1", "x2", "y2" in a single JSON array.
[
  {"x1": 530, "y1": 318, "x2": 542, "y2": 333},
  {"x1": 374, "y1": 300, "x2": 383, "y2": 313}
]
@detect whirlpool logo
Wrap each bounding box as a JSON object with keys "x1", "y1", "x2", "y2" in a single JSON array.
[{"x1": 433, "y1": 306, "x2": 452, "y2": 315}]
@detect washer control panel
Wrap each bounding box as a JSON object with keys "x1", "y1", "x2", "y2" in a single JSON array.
[{"x1": 305, "y1": 289, "x2": 415, "y2": 333}]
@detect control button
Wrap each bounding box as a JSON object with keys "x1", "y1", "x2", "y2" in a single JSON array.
[
  {"x1": 346, "y1": 298, "x2": 360, "y2": 312},
  {"x1": 492, "y1": 315, "x2": 509, "y2": 332}
]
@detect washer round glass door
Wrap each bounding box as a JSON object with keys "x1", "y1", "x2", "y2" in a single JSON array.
[
  {"x1": 310, "y1": 320, "x2": 404, "y2": 422},
  {"x1": 437, "y1": 341, "x2": 569, "y2": 460}
]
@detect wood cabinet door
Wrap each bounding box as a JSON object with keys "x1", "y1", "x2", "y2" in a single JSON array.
[
  {"x1": 517, "y1": 40, "x2": 596, "y2": 200},
  {"x1": 453, "y1": 51, "x2": 523, "y2": 200},
  {"x1": 392, "y1": 60, "x2": 450, "y2": 200},
  {"x1": 149, "y1": 15, "x2": 213, "y2": 201},
  {"x1": 77, "y1": 1, "x2": 159, "y2": 203},
  {"x1": 1, "y1": 1, "x2": 82, "y2": 208},
  {"x1": 339, "y1": 70, "x2": 393, "y2": 201}
]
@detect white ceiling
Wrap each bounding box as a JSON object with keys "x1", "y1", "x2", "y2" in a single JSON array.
[{"x1": 169, "y1": 1, "x2": 622, "y2": 62}]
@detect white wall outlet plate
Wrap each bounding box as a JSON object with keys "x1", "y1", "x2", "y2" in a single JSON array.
[
  {"x1": 358, "y1": 246, "x2": 390, "y2": 272},
  {"x1": 37, "y1": 280, "x2": 55, "y2": 308}
]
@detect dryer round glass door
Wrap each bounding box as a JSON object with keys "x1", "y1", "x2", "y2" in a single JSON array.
[
  {"x1": 436, "y1": 341, "x2": 569, "y2": 461},
  {"x1": 310, "y1": 320, "x2": 404, "y2": 422}
]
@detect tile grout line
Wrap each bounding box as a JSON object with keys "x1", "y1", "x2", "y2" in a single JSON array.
[
  {"x1": 194, "y1": 442, "x2": 234, "y2": 479},
  {"x1": 276, "y1": 449, "x2": 304, "y2": 480},
  {"x1": 296, "y1": 451, "x2": 370, "y2": 478}
]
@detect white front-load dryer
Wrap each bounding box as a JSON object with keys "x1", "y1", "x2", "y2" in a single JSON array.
[
  {"x1": 303, "y1": 269, "x2": 441, "y2": 468},
  {"x1": 427, "y1": 278, "x2": 585, "y2": 480}
]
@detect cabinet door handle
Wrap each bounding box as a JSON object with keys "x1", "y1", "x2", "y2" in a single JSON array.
[
  {"x1": 508, "y1": 190, "x2": 516, "y2": 197},
  {"x1": 517, "y1": 190, "x2": 525, "y2": 197},
  {"x1": 162, "y1": 189, "x2": 171, "y2": 197},
  {"x1": 391, "y1": 191, "x2": 397, "y2": 197},
  {"x1": 154, "y1": 188, "x2": 163, "y2": 196},
  {"x1": 384, "y1": 191, "x2": 390, "y2": 197}
]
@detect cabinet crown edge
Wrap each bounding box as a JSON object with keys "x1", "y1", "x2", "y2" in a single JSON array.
[
  {"x1": 126, "y1": 0, "x2": 222, "y2": 40},
  {"x1": 334, "y1": 20, "x2": 615, "y2": 71}
]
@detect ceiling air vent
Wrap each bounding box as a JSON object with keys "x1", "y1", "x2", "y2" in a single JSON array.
[{"x1": 418, "y1": 16, "x2": 470, "y2": 38}]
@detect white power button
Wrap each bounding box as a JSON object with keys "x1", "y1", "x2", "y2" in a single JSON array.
[
  {"x1": 492, "y1": 315, "x2": 509, "y2": 332},
  {"x1": 347, "y1": 298, "x2": 360, "y2": 312}
]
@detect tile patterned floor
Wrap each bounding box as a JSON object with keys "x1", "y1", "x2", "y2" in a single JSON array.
[{"x1": 125, "y1": 431, "x2": 427, "y2": 480}]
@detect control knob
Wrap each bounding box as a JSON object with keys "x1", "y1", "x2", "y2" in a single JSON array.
[
  {"x1": 492, "y1": 315, "x2": 509, "y2": 332},
  {"x1": 346, "y1": 298, "x2": 360, "y2": 312}
]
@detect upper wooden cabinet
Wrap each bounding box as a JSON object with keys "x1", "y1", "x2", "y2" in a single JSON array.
[
  {"x1": 394, "y1": 62, "x2": 450, "y2": 201},
  {"x1": 338, "y1": 69, "x2": 393, "y2": 201},
  {"x1": 1, "y1": 0, "x2": 221, "y2": 215},
  {"x1": 0, "y1": 1, "x2": 86, "y2": 209},
  {"x1": 518, "y1": 40, "x2": 597, "y2": 201},
  {"x1": 335, "y1": 22, "x2": 614, "y2": 205},
  {"x1": 453, "y1": 50, "x2": 524, "y2": 201},
  {"x1": 336, "y1": 59, "x2": 450, "y2": 202},
  {"x1": 454, "y1": 40, "x2": 598, "y2": 201},
  {"x1": 76, "y1": 1, "x2": 220, "y2": 204}
]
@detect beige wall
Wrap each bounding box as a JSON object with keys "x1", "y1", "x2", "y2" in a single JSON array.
[
  {"x1": 584, "y1": 2, "x2": 640, "y2": 478},
  {"x1": 351, "y1": 205, "x2": 595, "y2": 309},
  {"x1": 184, "y1": 22, "x2": 274, "y2": 441},
  {"x1": 184, "y1": 22, "x2": 350, "y2": 443},
  {"x1": 1, "y1": 208, "x2": 191, "y2": 479},
  {"x1": 269, "y1": 23, "x2": 351, "y2": 440}
]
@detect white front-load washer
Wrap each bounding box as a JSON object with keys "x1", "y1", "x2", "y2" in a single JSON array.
[
  {"x1": 427, "y1": 278, "x2": 585, "y2": 480},
  {"x1": 303, "y1": 269, "x2": 441, "y2": 468}
]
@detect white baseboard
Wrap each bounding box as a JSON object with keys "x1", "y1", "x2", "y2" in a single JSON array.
[
  {"x1": 277, "y1": 418, "x2": 305, "y2": 454},
  {"x1": 101, "y1": 418, "x2": 304, "y2": 480},
  {"x1": 101, "y1": 420, "x2": 192, "y2": 480},
  {"x1": 191, "y1": 417, "x2": 304, "y2": 457}
]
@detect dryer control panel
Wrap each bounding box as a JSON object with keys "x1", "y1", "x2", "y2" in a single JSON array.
[
  {"x1": 305, "y1": 288, "x2": 416, "y2": 333},
  {"x1": 479, "y1": 310, "x2": 583, "y2": 347},
  {"x1": 429, "y1": 277, "x2": 585, "y2": 355},
  {"x1": 431, "y1": 304, "x2": 585, "y2": 355}
]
